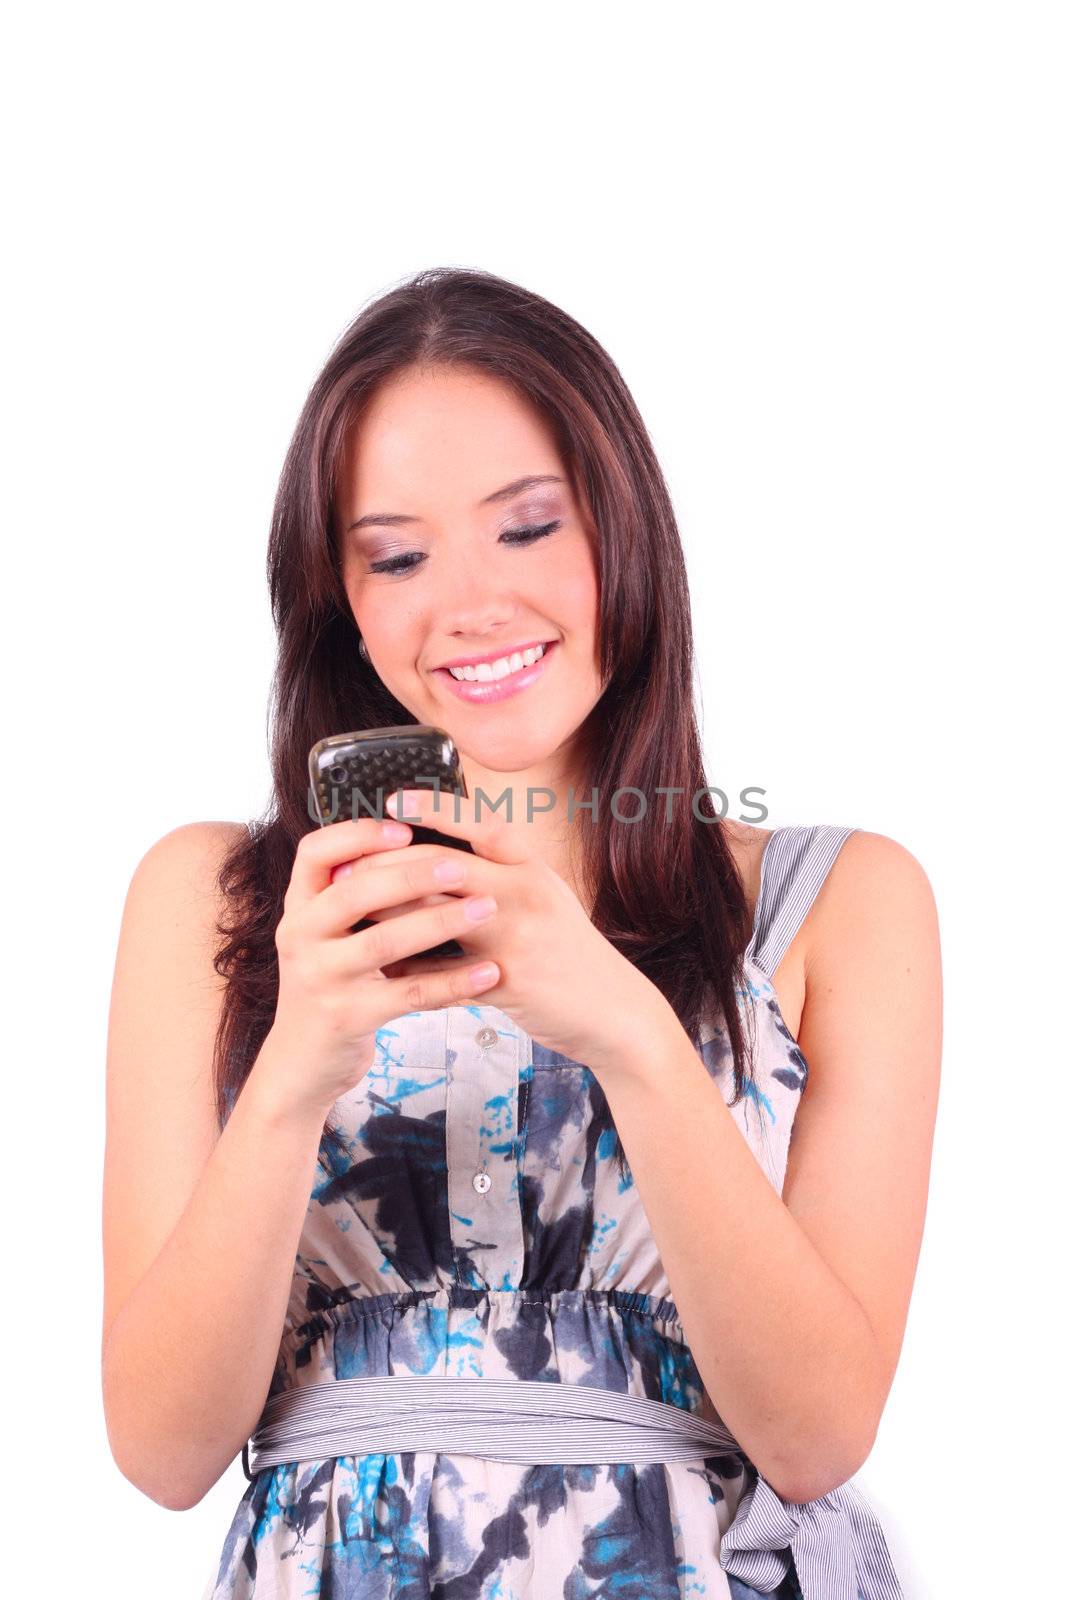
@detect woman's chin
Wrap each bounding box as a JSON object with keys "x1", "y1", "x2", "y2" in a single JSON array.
[{"x1": 449, "y1": 726, "x2": 573, "y2": 779}]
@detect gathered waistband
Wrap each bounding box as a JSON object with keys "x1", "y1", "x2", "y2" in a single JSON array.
[{"x1": 243, "y1": 1373, "x2": 740, "y2": 1476}]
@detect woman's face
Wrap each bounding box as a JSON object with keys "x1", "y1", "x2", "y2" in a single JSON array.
[{"x1": 336, "y1": 364, "x2": 604, "y2": 780}]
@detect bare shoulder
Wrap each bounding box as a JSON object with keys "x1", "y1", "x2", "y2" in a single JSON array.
[
  {"x1": 800, "y1": 828, "x2": 940, "y2": 986},
  {"x1": 103, "y1": 820, "x2": 251, "y2": 1359},
  {"x1": 129, "y1": 819, "x2": 249, "y2": 894},
  {"x1": 115, "y1": 820, "x2": 252, "y2": 994}
]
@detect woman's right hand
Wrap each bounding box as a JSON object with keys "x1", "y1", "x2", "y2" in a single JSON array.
[{"x1": 257, "y1": 817, "x2": 500, "y2": 1120}]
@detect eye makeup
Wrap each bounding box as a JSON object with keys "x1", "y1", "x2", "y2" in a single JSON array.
[{"x1": 366, "y1": 518, "x2": 563, "y2": 577}]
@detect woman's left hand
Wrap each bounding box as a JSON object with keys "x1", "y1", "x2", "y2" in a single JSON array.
[{"x1": 381, "y1": 787, "x2": 671, "y2": 1074}]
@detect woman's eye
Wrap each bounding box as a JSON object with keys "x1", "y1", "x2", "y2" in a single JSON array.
[
  {"x1": 368, "y1": 521, "x2": 561, "y2": 577},
  {"x1": 500, "y1": 520, "x2": 562, "y2": 547},
  {"x1": 369, "y1": 551, "x2": 425, "y2": 576}
]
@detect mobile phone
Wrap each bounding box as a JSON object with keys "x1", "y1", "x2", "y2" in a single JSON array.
[{"x1": 307, "y1": 724, "x2": 474, "y2": 960}]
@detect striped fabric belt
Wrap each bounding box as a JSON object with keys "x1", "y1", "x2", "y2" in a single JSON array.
[{"x1": 242, "y1": 1374, "x2": 903, "y2": 1599}]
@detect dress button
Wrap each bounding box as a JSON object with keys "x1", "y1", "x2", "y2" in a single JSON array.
[
  {"x1": 472, "y1": 1171, "x2": 492, "y2": 1194},
  {"x1": 475, "y1": 1026, "x2": 498, "y2": 1049}
]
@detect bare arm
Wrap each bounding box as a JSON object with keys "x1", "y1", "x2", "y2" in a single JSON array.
[
  {"x1": 101, "y1": 816, "x2": 500, "y2": 1511},
  {"x1": 101, "y1": 823, "x2": 328, "y2": 1511},
  {"x1": 594, "y1": 830, "x2": 942, "y2": 1503}
]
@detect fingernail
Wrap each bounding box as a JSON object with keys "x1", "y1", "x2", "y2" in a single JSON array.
[
  {"x1": 382, "y1": 820, "x2": 411, "y2": 841},
  {"x1": 465, "y1": 895, "x2": 497, "y2": 922},
  {"x1": 469, "y1": 963, "x2": 498, "y2": 987},
  {"x1": 433, "y1": 858, "x2": 465, "y2": 884}
]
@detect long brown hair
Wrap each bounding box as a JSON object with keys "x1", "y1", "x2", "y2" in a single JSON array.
[{"x1": 213, "y1": 266, "x2": 759, "y2": 1175}]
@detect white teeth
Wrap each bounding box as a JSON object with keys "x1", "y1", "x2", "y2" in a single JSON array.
[{"x1": 448, "y1": 642, "x2": 546, "y2": 682}]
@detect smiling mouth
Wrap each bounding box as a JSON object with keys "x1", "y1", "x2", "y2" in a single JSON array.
[{"x1": 435, "y1": 641, "x2": 554, "y2": 683}]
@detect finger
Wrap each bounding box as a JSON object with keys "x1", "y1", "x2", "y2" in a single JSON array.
[
  {"x1": 329, "y1": 890, "x2": 498, "y2": 971},
  {"x1": 376, "y1": 955, "x2": 502, "y2": 1016},
  {"x1": 348, "y1": 839, "x2": 487, "y2": 889},
  {"x1": 357, "y1": 893, "x2": 453, "y2": 925},
  {"x1": 384, "y1": 787, "x2": 529, "y2": 865},
  {"x1": 384, "y1": 786, "x2": 469, "y2": 831},
  {"x1": 286, "y1": 818, "x2": 413, "y2": 908},
  {"x1": 310, "y1": 848, "x2": 491, "y2": 939},
  {"x1": 342, "y1": 951, "x2": 502, "y2": 1036}
]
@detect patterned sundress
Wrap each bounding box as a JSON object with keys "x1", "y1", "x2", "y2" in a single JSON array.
[{"x1": 202, "y1": 823, "x2": 904, "y2": 1599}]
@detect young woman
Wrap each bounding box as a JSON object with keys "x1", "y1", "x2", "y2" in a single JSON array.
[{"x1": 102, "y1": 267, "x2": 941, "y2": 1599}]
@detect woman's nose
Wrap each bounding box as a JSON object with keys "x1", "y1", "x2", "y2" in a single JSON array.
[{"x1": 433, "y1": 556, "x2": 518, "y2": 638}]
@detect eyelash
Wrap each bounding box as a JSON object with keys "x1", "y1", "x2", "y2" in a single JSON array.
[{"x1": 368, "y1": 521, "x2": 562, "y2": 577}]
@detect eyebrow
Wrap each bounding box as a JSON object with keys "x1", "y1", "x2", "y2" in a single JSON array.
[{"x1": 346, "y1": 474, "x2": 565, "y2": 534}]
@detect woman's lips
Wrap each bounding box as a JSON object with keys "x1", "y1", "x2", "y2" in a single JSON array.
[{"x1": 432, "y1": 640, "x2": 558, "y2": 704}]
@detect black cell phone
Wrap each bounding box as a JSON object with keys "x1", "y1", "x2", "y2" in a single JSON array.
[{"x1": 307, "y1": 724, "x2": 474, "y2": 960}]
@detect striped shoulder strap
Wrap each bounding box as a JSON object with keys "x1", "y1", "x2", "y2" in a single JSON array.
[{"x1": 746, "y1": 824, "x2": 857, "y2": 979}]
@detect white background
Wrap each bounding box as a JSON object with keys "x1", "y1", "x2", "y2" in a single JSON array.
[{"x1": 3, "y1": 4, "x2": 1063, "y2": 1596}]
